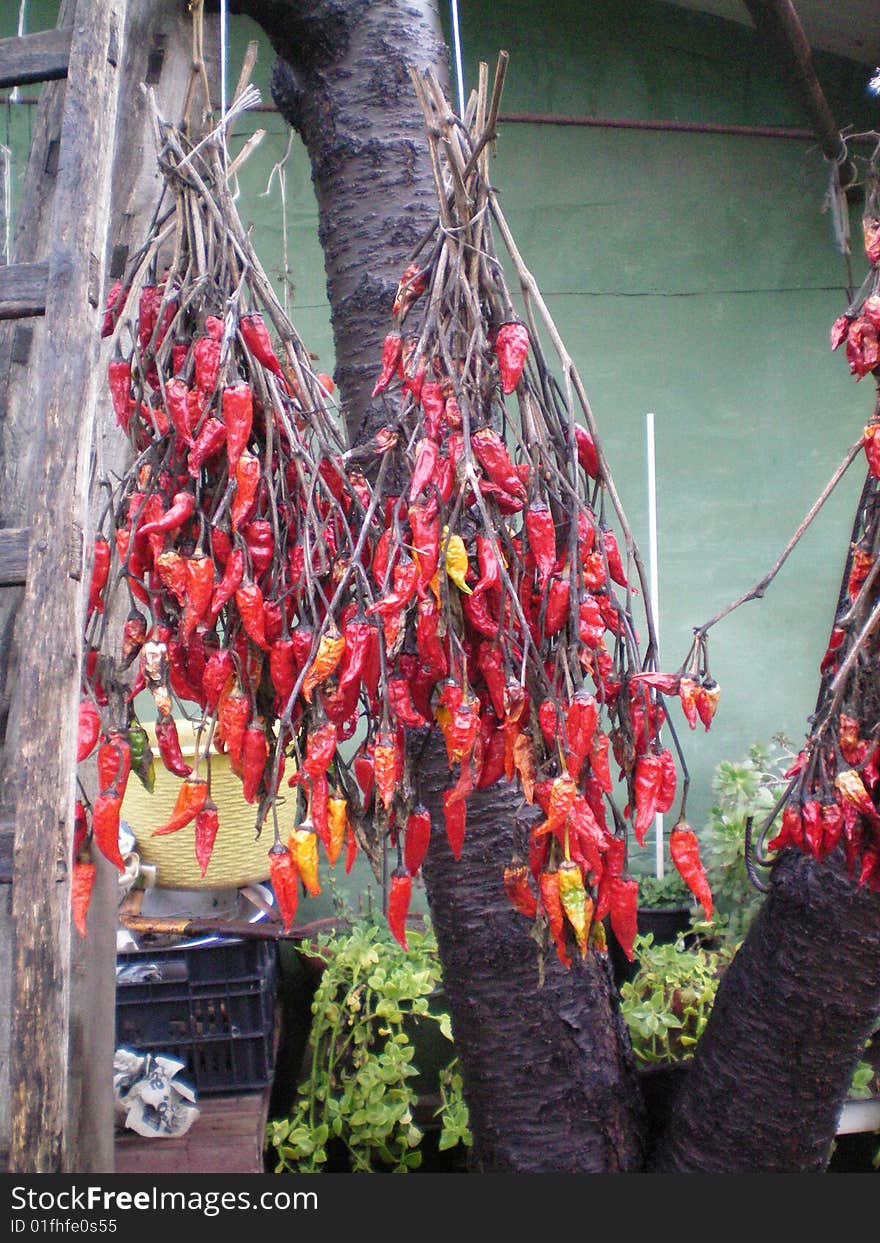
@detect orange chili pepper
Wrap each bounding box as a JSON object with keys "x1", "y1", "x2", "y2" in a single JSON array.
[
  {"x1": 152, "y1": 776, "x2": 209, "y2": 836},
  {"x1": 302, "y1": 626, "x2": 345, "y2": 702}
]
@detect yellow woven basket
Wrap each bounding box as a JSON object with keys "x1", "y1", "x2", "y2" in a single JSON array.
[{"x1": 121, "y1": 720, "x2": 273, "y2": 891}]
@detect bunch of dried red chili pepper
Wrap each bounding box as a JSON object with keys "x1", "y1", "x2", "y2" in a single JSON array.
[
  {"x1": 337, "y1": 65, "x2": 717, "y2": 964},
  {"x1": 78, "y1": 105, "x2": 381, "y2": 936}
]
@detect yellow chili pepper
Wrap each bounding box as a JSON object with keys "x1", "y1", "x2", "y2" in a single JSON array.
[
  {"x1": 557, "y1": 859, "x2": 592, "y2": 957},
  {"x1": 289, "y1": 825, "x2": 321, "y2": 896},
  {"x1": 444, "y1": 530, "x2": 472, "y2": 595}
]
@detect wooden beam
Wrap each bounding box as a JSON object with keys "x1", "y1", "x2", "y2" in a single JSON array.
[
  {"x1": 0, "y1": 263, "x2": 48, "y2": 320},
  {"x1": 0, "y1": 27, "x2": 72, "y2": 89},
  {"x1": 6, "y1": 0, "x2": 127, "y2": 1175},
  {"x1": 742, "y1": 0, "x2": 858, "y2": 187},
  {"x1": 0, "y1": 529, "x2": 30, "y2": 586}
]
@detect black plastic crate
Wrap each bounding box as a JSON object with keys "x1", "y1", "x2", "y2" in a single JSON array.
[{"x1": 115, "y1": 938, "x2": 278, "y2": 1096}]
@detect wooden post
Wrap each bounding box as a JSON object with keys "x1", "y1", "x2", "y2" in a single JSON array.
[{"x1": 5, "y1": 0, "x2": 128, "y2": 1173}]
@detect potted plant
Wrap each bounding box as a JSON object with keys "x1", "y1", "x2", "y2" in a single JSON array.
[{"x1": 266, "y1": 917, "x2": 472, "y2": 1173}]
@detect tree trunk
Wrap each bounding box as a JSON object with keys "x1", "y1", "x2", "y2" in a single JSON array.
[
  {"x1": 234, "y1": 0, "x2": 647, "y2": 1172},
  {"x1": 654, "y1": 849, "x2": 880, "y2": 1173},
  {"x1": 418, "y1": 735, "x2": 646, "y2": 1173},
  {"x1": 231, "y1": 0, "x2": 448, "y2": 443}
]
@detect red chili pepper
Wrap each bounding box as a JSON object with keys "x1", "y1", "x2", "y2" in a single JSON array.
[
  {"x1": 415, "y1": 597, "x2": 448, "y2": 680},
  {"x1": 565, "y1": 690, "x2": 598, "y2": 780},
  {"x1": 164, "y1": 378, "x2": 196, "y2": 448},
  {"x1": 538, "y1": 871, "x2": 570, "y2": 966},
  {"x1": 235, "y1": 581, "x2": 271, "y2": 651},
  {"x1": 181, "y1": 554, "x2": 215, "y2": 643},
  {"x1": 442, "y1": 789, "x2": 467, "y2": 860},
  {"x1": 632, "y1": 752, "x2": 663, "y2": 846},
  {"x1": 601, "y1": 526, "x2": 628, "y2": 587},
  {"x1": 77, "y1": 701, "x2": 101, "y2": 763},
  {"x1": 409, "y1": 437, "x2": 440, "y2": 501},
  {"x1": 420, "y1": 381, "x2": 446, "y2": 438},
  {"x1": 154, "y1": 714, "x2": 192, "y2": 777},
  {"x1": 101, "y1": 279, "x2": 123, "y2": 338},
  {"x1": 71, "y1": 856, "x2": 96, "y2": 938},
  {"x1": 573, "y1": 424, "x2": 600, "y2": 477},
  {"x1": 367, "y1": 557, "x2": 419, "y2": 620},
  {"x1": 461, "y1": 590, "x2": 500, "y2": 639},
  {"x1": 138, "y1": 490, "x2": 196, "y2": 541},
  {"x1": 88, "y1": 539, "x2": 111, "y2": 616},
  {"x1": 97, "y1": 732, "x2": 132, "y2": 796},
  {"x1": 188, "y1": 416, "x2": 227, "y2": 477},
  {"x1": 154, "y1": 549, "x2": 186, "y2": 606},
  {"x1": 695, "y1": 678, "x2": 721, "y2": 730},
  {"x1": 202, "y1": 647, "x2": 234, "y2": 711},
  {"x1": 194, "y1": 334, "x2": 222, "y2": 396},
  {"x1": 240, "y1": 312, "x2": 285, "y2": 379},
  {"x1": 471, "y1": 426, "x2": 526, "y2": 500},
  {"x1": 656, "y1": 747, "x2": 677, "y2": 814},
  {"x1": 542, "y1": 577, "x2": 570, "y2": 636},
  {"x1": 404, "y1": 806, "x2": 432, "y2": 875},
  {"x1": 269, "y1": 845, "x2": 300, "y2": 931},
  {"x1": 387, "y1": 868, "x2": 412, "y2": 949},
  {"x1": 303, "y1": 722, "x2": 338, "y2": 780},
  {"x1": 494, "y1": 321, "x2": 530, "y2": 394},
  {"x1": 152, "y1": 776, "x2": 209, "y2": 836},
  {"x1": 92, "y1": 786, "x2": 126, "y2": 871},
  {"x1": 191, "y1": 798, "x2": 221, "y2": 879},
  {"x1": 108, "y1": 357, "x2": 133, "y2": 431},
  {"x1": 391, "y1": 263, "x2": 427, "y2": 318},
  {"x1": 223, "y1": 383, "x2": 254, "y2": 474},
  {"x1": 231, "y1": 453, "x2": 261, "y2": 533},
  {"x1": 118, "y1": 608, "x2": 148, "y2": 670},
  {"x1": 371, "y1": 332, "x2": 403, "y2": 397},
  {"x1": 669, "y1": 821, "x2": 713, "y2": 920},
  {"x1": 590, "y1": 732, "x2": 612, "y2": 794},
  {"x1": 243, "y1": 519, "x2": 275, "y2": 578},
  {"x1": 268, "y1": 638, "x2": 298, "y2": 705},
  {"x1": 388, "y1": 676, "x2": 429, "y2": 728},
  {"x1": 472, "y1": 535, "x2": 503, "y2": 600},
  {"x1": 209, "y1": 547, "x2": 245, "y2": 621},
  {"x1": 241, "y1": 722, "x2": 269, "y2": 804},
  {"x1": 608, "y1": 874, "x2": 639, "y2": 962},
  {"x1": 219, "y1": 687, "x2": 250, "y2": 774},
  {"x1": 504, "y1": 861, "x2": 538, "y2": 919},
  {"x1": 408, "y1": 500, "x2": 441, "y2": 596}
]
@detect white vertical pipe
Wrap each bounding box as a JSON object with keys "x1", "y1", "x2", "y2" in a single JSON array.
[
  {"x1": 219, "y1": 0, "x2": 229, "y2": 121},
  {"x1": 647, "y1": 411, "x2": 664, "y2": 878},
  {"x1": 450, "y1": 0, "x2": 466, "y2": 116}
]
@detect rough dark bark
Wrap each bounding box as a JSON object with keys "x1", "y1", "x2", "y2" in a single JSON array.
[
  {"x1": 418, "y1": 735, "x2": 646, "y2": 1173},
  {"x1": 231, "y1": 0, "x2": 448, "y2": 445},
  {"x1": 654, "y1": 848, "x2": 880, "y2": 1173}
]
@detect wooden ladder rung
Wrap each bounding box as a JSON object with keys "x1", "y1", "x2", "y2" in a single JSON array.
[
  {"x1": 0, "y1": 528, "x2": 30, "y2": 587},
  {"x1": 0, "y1": 27, "x2": 71, "y2": 90},
  {"x1": 0, "y1": 261, "x2": 49, "y2": 321}
]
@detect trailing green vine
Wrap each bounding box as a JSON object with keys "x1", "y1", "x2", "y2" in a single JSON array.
[{"x1": 268, "y1": 919, "x2": 471, "y2": 1173}]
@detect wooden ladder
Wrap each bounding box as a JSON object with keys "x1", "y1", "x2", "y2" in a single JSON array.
[{"x1": 0, "y1": 0, "x2": 129, "y2": 1173}]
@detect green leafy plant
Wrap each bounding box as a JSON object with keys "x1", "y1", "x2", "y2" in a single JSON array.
[
  {"x1": 267, "y1": 918, "x2": 471, "y2": 1173},
  {"x1": 619, "y1": 933, "x2": 734, "y2": 1065},
  {"x1": 636, "y1": 870, "x2": 693, "y2": 910}
]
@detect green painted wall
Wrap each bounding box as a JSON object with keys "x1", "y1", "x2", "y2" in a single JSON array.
[{"x1": 4, "y1": 0, "x2": 878, "y2": 890}]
